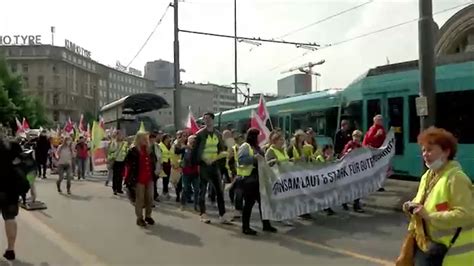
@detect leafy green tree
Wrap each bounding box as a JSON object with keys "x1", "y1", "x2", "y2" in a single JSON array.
[{"x1": 0, "y1": 57, "x2": 50, "y2": 128}]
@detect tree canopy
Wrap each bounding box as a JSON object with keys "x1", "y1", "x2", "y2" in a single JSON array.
[{"x1": 0, "y1": 57, "x2": 49, "y2": 130}]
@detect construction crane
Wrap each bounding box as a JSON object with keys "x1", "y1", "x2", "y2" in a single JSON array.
[{"x1": 281, "y1": 60, "x2": 325, "y2": 76}]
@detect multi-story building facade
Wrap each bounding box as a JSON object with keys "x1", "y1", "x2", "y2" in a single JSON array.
[
  {"x1": 1, "y1": 43, "x2": 154, "y2": 124},
  {"x1": 96, "y1": 65, "x2": 153, "y2": 108},
  {"x1": 144, "y1": 59, "x2": 174, "y2": 88},
  {"x1": 184, "y1": 82, "x2": 236, "y2": 112},
  {"x1": 1, "y1": 44, "x2": 99, "y2": 123}
]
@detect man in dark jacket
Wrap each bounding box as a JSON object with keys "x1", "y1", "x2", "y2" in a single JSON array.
[
  {"x1": 191, "y1": 112, "x2": 230, "y2": 224},
  {"x1": 0, "y1": 137, "x2": 23, "y2": 261},
  {"x1": 34, "y1": 130, "x2": 50, "y2": 179},
  {"x1": 334, "y1": 120, "x2": 352, "y2": 158}
]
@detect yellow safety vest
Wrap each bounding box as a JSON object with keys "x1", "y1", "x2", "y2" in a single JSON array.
[
  {"x1": 160, "y1": 142, "x2": 171, "y2": 163},
  {"x1": 303, "y1": 144, "x2": 314, "y2": 160},
  {"x1": 107, "y1": 141, "x2": 117, "y2": 160},
  {"x1": 269, "y1": 145, "x2": 289, "y2": 162},
  {"x1": 236, "y1": 142, "x2": 254, "y2": 177},
  {"x1": 202, "y1": 134, "x2": 219, "y2": 162},
  {"x1": 114, "y1": 142, "x2": 128, "y2": 162},
  {"x1": 413, "y1": 161, "x2": 474, "y2": 266},
  {"x1": 292, "y1": 146, "x2": 302, "y2": 161}
]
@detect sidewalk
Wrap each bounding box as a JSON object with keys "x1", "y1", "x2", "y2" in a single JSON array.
[{"x1": 362, "y1": 178, "x2": 419, "y2": 212}]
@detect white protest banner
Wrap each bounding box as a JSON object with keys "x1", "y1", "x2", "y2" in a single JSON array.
[{"x1": 258, "y1": 130, "x2": 395, "y2": 221}]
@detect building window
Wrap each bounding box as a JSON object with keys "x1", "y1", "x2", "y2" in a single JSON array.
[
  {"x1": 10, "y1": 63, "x2": 17, "y2": 73},
  {"x1": 38, "y1": 76, "x2": 44, "y2": 89},
  {"x1": 78, "y1": 58, "x2": 82, "y2": 65},
  {"x1": 23, "y1": 76, "x2": 29, "y2": 88},
  {"x1": 73, "y1": 57, "x2": 77, "y2": 63},
  {"x1": 53, "y1": 111, "x2": 59, "y2": 122},
  {"x1": 62, "y1": 52, "x2": 67, "y2": 59},
  {"x1": 53, "y1": 93, "x2": 59, "y2": 105},
  {"x1": 52, "y1": 64, "x2": 57, "y2": 73},
  {"x1": 22, "y1": 64, "x2": 28, "y2": 73}
]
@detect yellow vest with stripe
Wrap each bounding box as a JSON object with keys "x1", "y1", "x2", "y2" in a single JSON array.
[
  {"x1": 292, "y1": 146, "x2": 302, "y2": 161},
  {"x1": 269, "y1": 145, "x2": 289, "y2": 162},
  {"x1": 414, "y1": 161, "x2": 474, "y2": 266},
  {"x1": 202, "y1": 134, "x2": 219, "y2": 161},
  {"x1": 107, "y1": 141, "x2": 117, "y2": 160},
  {"x1": 227, "y1": 144, "x2": 239, "y2": 176},
  {"x1": 114, "y1": 141, "x2": 128, "y2": 162},
  {"x1": 236, "y1": 143, "x2": 254, "y2": 177},
  {"x1": 303, "y1": 144, "x2": 314, "y2": 161},
  {"x1": 160, "y1": 142, "x2": 171, "y2": 163}
]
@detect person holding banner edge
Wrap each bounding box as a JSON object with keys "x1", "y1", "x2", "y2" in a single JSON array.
[{"x1": 238, "y1": 128, "x2": 277, "y2": 235}]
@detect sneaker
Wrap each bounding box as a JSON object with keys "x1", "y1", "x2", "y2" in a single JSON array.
[
  {"x1": 219, "y1": 215, "x2": 232, "y2": 225},
  {"x1": 342, "y1": 203, "x2": 349, "y2": 211},
  {"x1": 3, "y1": 250, "x2": 15, "y2": 261},
  {"x1": 378, "y1": 187, "x2": 386, "y2": 192},
  {"x1": 136, "y1": 219, "x2": 147, "y2": 227},
  {"x1": 67, "y1": 190, "x2": 71, "y2": 195},
  {"x1": 200, "y1": 214, "x2": 211, "y2": 224},
  {"x1": 232, "y1": 210, "x2": 242, "y2": 219},
  {"x1": 243, "y1": 228, "x2": 257, "y2": 235},
  {"x1": 144, "y1": 217, "x2": 155, "y2": 225}
]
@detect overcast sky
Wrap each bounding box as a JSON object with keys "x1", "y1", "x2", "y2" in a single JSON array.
[{"x1": 1, "y1": 0, "x2": 470, "y2": 95}]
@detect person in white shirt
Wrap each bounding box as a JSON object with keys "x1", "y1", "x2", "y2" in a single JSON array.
[{"x1": 56, "y1": 137, "x2": 74, "y2": 194}]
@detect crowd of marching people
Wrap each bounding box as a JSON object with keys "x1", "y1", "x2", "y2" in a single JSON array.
[
  {"x1": 96, "y1": 113, "x2": 390, "y2": 235},
  {"x1": 1, "y1": 111, "x2": 473, "y2": 265}
]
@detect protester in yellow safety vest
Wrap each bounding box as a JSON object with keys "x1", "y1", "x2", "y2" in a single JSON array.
[
  {"x1": 287, "y1": 130, "x2": 313, "y2": 220},
  {"x1": 149, "y1": 131, "x2": 162, "y2": 201},
  {"x1": 315, "y1": 144, "x2": 338, "y2": 216},
  {"x1": 171, "y1": 130, "x2": 187, "y2": 203},
  {"x1": 192, "y1": 112, "x2": 230, "y2": 224},
  {"x1": 238, "y1": 128, "x2": 277, "y2": 235},
  {"x1": 226, "y1": 132, "x2": 244, "y2": 219},
  {"x1": 265, "y1": 129, "x2": 294, "y2": 226},
  {"x1": 287, "y1": 130, "x2": 308, "y2": 163},
  {"x1": 112, "y1": 131, "x2": 128, "y2": 195},
  {"x1": 159, "y1": 134, "x2": 172, "y2": 200},
  {"x1": 304, "y1": 127, "x2": 320, "y2": 161},
  {"x1": 105, "y1": 131, "x2": 118, "y2": 187},
  {"x1": 397, "y1": 127, "x2": 474, "y2": 266},
  {"x1": 265, "y1": 130, "x2": 289, "y2": 167}
]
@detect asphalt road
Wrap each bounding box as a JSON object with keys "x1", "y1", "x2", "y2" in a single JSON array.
[{"x1": 0, "y1": 175, "x2": 409, "y2": 266}]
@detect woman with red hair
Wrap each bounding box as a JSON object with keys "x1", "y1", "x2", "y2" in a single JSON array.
[{"x1": 397, "y1": 127, "x2": 474, "y2": 266}]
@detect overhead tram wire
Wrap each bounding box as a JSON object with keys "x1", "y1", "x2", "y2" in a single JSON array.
[
  {"x1": 266, "y1": 0, "x2": 474, "y2": 72},
  {"x1": 278, "y1": 0, "x2": 375, "y2": 39},
  {"x1": 126, "y1": 5, "x2": 171, "y2": 68}
]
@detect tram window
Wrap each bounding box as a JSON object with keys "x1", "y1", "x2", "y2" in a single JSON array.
[
  {"x1": 436, "y1": 90, "x2": 474, "y2": 144},
  {"x1": 367, "y1": 99, "x2": 381, "y2": 131},
  {"x1": 342, "y1": 100, "x2": 362, "y2": 131},
  {"x1": 409, "y1": 95, "x2": 421, "y2": 143}
]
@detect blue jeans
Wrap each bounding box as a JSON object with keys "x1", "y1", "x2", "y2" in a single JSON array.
[{"x1": 181, "y1": 174, "x2": 199, "y2": 207}]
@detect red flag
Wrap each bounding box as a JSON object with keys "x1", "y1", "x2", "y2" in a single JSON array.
[
  {"x1": 79, "y1": 114, "x2": 85, "y2": 133},
  {"x1": 64, "y1": 117, "x2": 73, "y2": 134},
  {"x1": 186, "y1": 107, "x2": 200, "y2": 134},
  {"x1": 257, "y1": 94, "x2": 269, "y2": 125},
  {"x1": 250, "y1": 110, "x2": 270, "y2": 147},
  {"x1": 22, "y1": 117, "x2": 30, "y2": 131}
]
